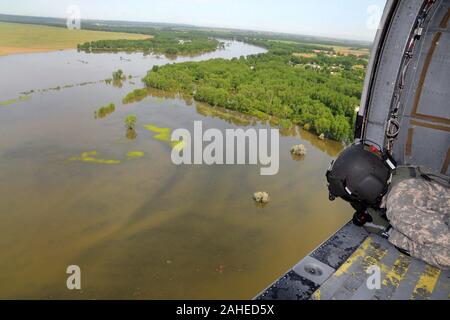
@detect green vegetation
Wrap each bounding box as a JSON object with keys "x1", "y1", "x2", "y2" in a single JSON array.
[
  {"x1": 0, "y1": 95, "x2": 30, "y2": 106},
  {"x1": 77, "y1": 32, "x2": 222, "y2": 56},
  {"x1": 143, "y1": 124, "x2": 171, "y2": 142},
  {"x1": 122, "y1": 88, "x2": 148, "y2": 104},
  {"x1": 112, "y1": 69, "x2": 125, "y2": 81},
  {"x1": 68, "y1": 151, "x2": 121, "y2": 165},
  {"x1": 127, "y1": 151, "x2": 145, "y2": 159},
  {"x1": 125, "y1": 115, "x2": 138, "y2": 130},
  {"x1": 94, "y1": 103, "x2": 115, "y2": 119},
  {"x1": 140, "y1": 39, "x2": 366, "y2": 141},
  {"x1": 125, "y1": 115, "x2": 138, "y2": 140},
  {"x1": 68, "y1": 150, "x2": 145, "y2": 163},
  {"x1": 143, "y1": 124, "x2": 184, "y2": 149},
  {"x1": 196, "y1": 103, "x2": 254, "y2": 127}
]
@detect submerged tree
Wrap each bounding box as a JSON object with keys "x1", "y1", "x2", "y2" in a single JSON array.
[
  {"x1": 125, "y1": 115, "x2": 137, "y2": 130},
  {"x1": 125, "y1": 115, "x2": 138, "y2": 140},
  {"x1": 112, "y1": 69, "x2": 125, "y2": 81}
]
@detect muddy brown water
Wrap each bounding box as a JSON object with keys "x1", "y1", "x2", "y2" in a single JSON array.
[{"x1": 0, "y1": 40, "x2": 351, "y2": 299}]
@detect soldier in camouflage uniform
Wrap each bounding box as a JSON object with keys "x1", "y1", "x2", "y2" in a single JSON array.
[{"x1": 386, "y1": 174, "x2": 450, "y2": 270}]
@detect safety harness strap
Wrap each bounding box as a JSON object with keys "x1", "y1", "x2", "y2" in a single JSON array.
[{"x1": 389, "y1": 166, "x2": 450, "y2": 192}]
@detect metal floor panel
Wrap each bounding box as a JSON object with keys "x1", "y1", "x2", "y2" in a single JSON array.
[
  {"x1": 255, "y1": 223, "x2": 369, "y2": 300},
  {"x1": 311, "y1": 235, "x2": 449, "y2": 300},
  {"x1": 256, "y1": 226, "x2": 450, "y2": 300}
]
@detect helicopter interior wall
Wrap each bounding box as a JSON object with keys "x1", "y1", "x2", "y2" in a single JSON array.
[
  {"x1": 393, "y1": 1, "x2": 450, "y2": 175},
  {"x1": 362, "y1": 0, "x2": 424, "y2": 149},
  {"x1": 362, "y1": 0, "x2": 450, "y2": 175}
]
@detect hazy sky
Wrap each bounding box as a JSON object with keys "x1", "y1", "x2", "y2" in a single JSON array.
[{"x1": 0, "y1": 0, "x2": 387, "y2": 41}]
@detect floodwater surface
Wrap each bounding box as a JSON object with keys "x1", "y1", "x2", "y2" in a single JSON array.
[{"x1": 0, "y1": 41, "x2": 351, "y2": 299}]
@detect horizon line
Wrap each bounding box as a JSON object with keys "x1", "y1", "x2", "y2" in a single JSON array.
[{"x1": 0, "y1": 12, "x2": 374, "y2": 45}]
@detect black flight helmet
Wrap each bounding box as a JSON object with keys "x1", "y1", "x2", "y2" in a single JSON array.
[{"x1": 326, "y1": 142, "x2": 393, "y2": 210}]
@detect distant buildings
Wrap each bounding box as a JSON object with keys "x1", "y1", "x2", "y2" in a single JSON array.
[{"x1": 177, "y1": 39, "x2": 192, "y2": 45}]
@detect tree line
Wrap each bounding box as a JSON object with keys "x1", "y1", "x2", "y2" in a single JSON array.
[
  {"x1": 140, "y1": 40, "x2": 366, "y2": 142},
  {"x1": 77, "y1": 31, "x2": 222, "y2": 56}
]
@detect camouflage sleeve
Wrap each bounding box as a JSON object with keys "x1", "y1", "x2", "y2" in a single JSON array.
[
  {"x1": 386, "y1": 178, "x2": 450, "y2": 270},
  {"x1": 388, "y1": 229, "x2": 450, "y2": 270},
  {"x1": 386, "y1": 178, "x2": 450, "y2": 249}
]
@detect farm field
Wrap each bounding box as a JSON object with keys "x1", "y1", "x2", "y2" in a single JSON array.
[{"x1": 0, "y1": 22, "x2": 151, "y2": 56}]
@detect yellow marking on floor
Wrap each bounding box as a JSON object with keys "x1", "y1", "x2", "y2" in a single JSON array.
[
  {"x1": 382, "y1": 254, "x2": 411, "y2": 289},
  {"x1": 375, "y1": 254, "x2": 411, "y2": 300},
  {"x1": 334, "y1": 237, "x2": 372, "y2": 277},
  {"x1": 333, "y1": 236, "x2": 392, "y2": 292},
  {"x1": 410, "y1": 265, "x2": 441, "y2": 300},
  {"x1": 326, "y1": 238, "x2": 389, "y2": 300},
  {"x1": 361, "y1": 241, "x2": 388, "y2": 271},
  {"x1": 311, "y1": 289, "x2": 321, "y2": 300}
]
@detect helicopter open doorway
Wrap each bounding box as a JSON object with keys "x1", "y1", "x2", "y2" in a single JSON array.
[{"x1": 256, "y1": 0, "x2": 450, "y2": 300}]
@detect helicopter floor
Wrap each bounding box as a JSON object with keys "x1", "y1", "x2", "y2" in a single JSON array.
[{"x1": 255, "y1": 222, "x2": 449, "y2": 300}]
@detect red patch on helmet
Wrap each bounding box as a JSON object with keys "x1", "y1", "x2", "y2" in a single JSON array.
[{"x1": 370, "y1": 145, "x2": 381, "y2": 155}]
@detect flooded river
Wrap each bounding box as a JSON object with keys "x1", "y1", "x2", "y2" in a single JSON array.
[{"x1": 0, "y1": 40, "x2": 351, "y2": 299}]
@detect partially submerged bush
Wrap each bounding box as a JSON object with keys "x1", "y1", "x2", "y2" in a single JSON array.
[
  {"x1": 125, "y1": 115, "x2": 137, "y2": 130},
  {"x1": 112, "y1": 69, "x2": 125, "y2": 81},
  {"x1": 95, "y1": 103, "x2": 115, "y2": 119},
  {"x1": 253, "y1": 192, "x2": 270, "y2": 204},
  {"x1": 290, "y1": 144, "x2": 307, "y2": 156},
  {"x1": 122, "y1": 88, "x2": 148, "y2": 104}
]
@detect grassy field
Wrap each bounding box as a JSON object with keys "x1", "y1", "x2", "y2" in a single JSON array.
[
  {"x1": 269, "y1": 39, "x2": 370, "y2": 57},
  {"x1": 293, "y1": 52, "x2": 317, "y2": 58},
  {"x1": 0, "y1": 22, "x2": 151, "y2": 56},
  {"x1": 328, "y1": 45, "x2": 370, "y2": 57}
]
